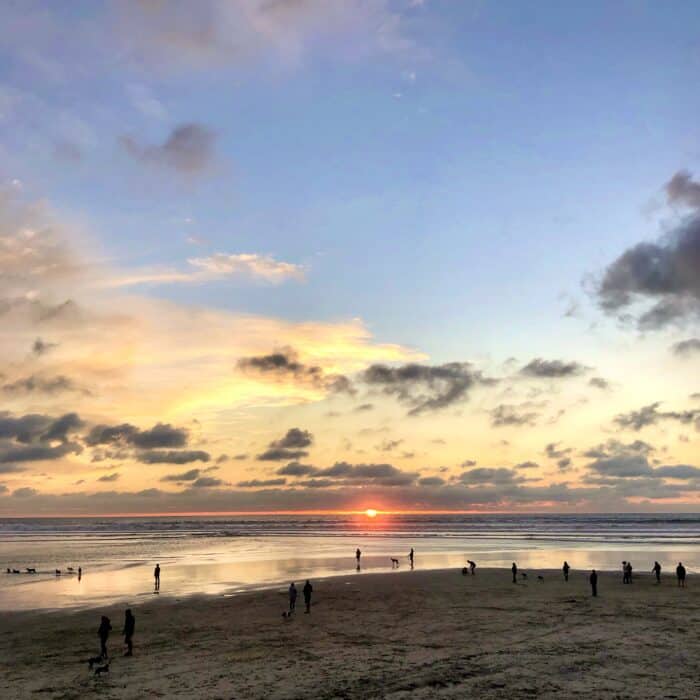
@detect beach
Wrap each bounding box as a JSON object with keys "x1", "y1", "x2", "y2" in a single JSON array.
[{"x1": 2, "y1": 567, "x2": 700, "y2": 699}]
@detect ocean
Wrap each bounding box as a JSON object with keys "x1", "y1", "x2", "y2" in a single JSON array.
[{"x1": 2, "y1": 513, "x2": 699, "y2": 611}]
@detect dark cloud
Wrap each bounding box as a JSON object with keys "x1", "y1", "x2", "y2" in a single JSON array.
[
  {"x1": 460, "y1": 459, "x2": 477, "y2": 468},
  {"x1": 655, "y1": 465, "x2": 700, "y2": 479},
  {"x1": 121, "y1": 123, "x2": 215, "y2": 174},
  {"x1": 0, "y1": 441, "x2": 82, "y2": 463},
  {"x1": 98, "y1": 472, "x2": 120, "y2": 482},
  {"x1": 276, "y1": 462, "x2": 317, "y2": 476},
  {"x1": 2, "y1": 374, "x2": 84, "y2": 395},
  {"x1": 519, "y1": 358, "x2": 587, "y2": 379},
  {"x1": 257, "y1": 428, "x2": 313, "y2": 461},
  {"x1": 12, "y1": 487, "x2": 38, "y2": 498},
  {"x1": 362, "y1": 361, "x2": 495, "y2": 416},
  {"x1": 613, "y1": 402, "x2": 700, "y2": 432},
  {"x1": 314, "y1": 461, "x2": 417, "y2": 486},
  {"x1": 137, "y1": 450, "x2": 210, "y2": 464},
  {"x1": 418, "y1": 476, "x2": 445, "y2": 486},
  {"x1": 490, "y1": 404, "x2": 539, "y2": 427},
  {"x1": 236, "y1": 478, "x2": 287, "y2": 488},
  {"x1": 597, "y1": 171, "x2": 700, "y2": 329},
  {"x1": 160, "y1": 469, "x2": 201, "y2": 482},
  {"x1": 515, "y1": 461, "x2": 539, "y2": 469},
  {"x1": 31, "y1": 338, "x2": 58, "y2": 356},
  {"x1": 458, "y1": 467, "x2": 526, "y2": 485},
  {"x1": 589, "y1": 377, "x2": 610, "y2": 390},
  {"x1": 0, "y1": 465, "x2": 25, "y2": 474},
  {"x1": 354, "y1": 403, "x2": 374, "y2": 412},
  {"x1": 190, "y1": 477, "x2": 224, "y2": 488},
  {"x1": 545, "y1": 442, "x2": 572, "y2": 460},
  {"x1": 557, "y1": 457, "x2": 572, "y2": 471},
  {"x1": 237, "y1": 349, "x2": 354, "y2": 394},
  {"x1": 85, "y1": 422, "x2": 188, "y2": 448},
  {"x1": 377, "y1": 439, "x2": 403, "y2": 452},
  {"x1": 0, "y1": 411, "x2": 81, "y2": 444},
  {"x1": 672, "y1": 338, "x2": 700, "y2": 357}
]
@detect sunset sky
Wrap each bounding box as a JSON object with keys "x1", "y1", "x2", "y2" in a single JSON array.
[{"x1": 1, "y1": 1, "x2": 699, "y2": 516}]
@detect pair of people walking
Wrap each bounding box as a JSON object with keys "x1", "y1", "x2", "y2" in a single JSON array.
[
  {"x1": 97, "y1": 609, "x2": 135, "y2": 658},
  {"x1": 289, "y1": 580, "x2": 314, "y2": 613}
]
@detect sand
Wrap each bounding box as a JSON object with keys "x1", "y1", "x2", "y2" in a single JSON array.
[{"x1": 2, "y1": 567, "x2": 699, "y2": 699}]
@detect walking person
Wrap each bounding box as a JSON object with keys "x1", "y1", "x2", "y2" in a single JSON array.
[
  {"x1": 652, "y1": 561, "x2": 661, "y2": 584},
  {"x1": 154, "y1": 563, "x2": 160, "y2": 591},
  {"x1": 123, "y1": 609, "x2": 135, "y2": 657},
  {"x1": 409, "y1": 548, "x2": 414, "y2": 569},
  {"x1": 625, "y1": 561, "x2": 633, "y2": 583},
  {"x1": 511, "y1": 562, "x2": 518, "y2": 584},
  {"x1": 288, "y1": 582, "x2": 297, "y2": 612},
  {"x1": 355, "y1": 548, "x2": 361, "y2": 570},
  {"x1": 589, "y1": 569, "x2": 598, "y2": 597},
  {"x1": 303, "y1": 580, "x2": 313, "y2": 613},
  {"x1": 676, "y1": 562, "x2": 686, "y2": 588},
  {"x1": 562, "y1": 561, "x2": 570, "y2": 582},
  {"x1": 467, "y1": 560, "x2": 476, "y2": 575},
  {"x1": 98, "y1": 615, "x2": 112, "y2": 659}
]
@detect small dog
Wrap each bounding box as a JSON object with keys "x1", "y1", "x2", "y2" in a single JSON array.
[
  {"x1": 87, "y1": 655, "x2": 103, "y2": 669},
  {"x1": 521, "y1": 572, "x2": 528, "y2": 580},
  {"x1": 26, "y1": 568, "x2": 36, "y2": 574},
  {"x1": 282, "y1": 611, "x2": 294, "y2": 620},
  {"x1": 12, "y1": 569, "x2": 20, "y2": 574},
  {"x1": 67, "y1": 567, "x2": 74, "y2": 573},
  {"x1": 55, "y1": 569, "x2": 61, "y2": 576},
  {"x1": 537, "y1": 575, "x2": 545, "y2": 582},
  {"x1": 390, "y1": 558, "x2": 400, "y2": 568},
  {"x1": 94, "y1": 662, "x2": 110, "y2": 676}
]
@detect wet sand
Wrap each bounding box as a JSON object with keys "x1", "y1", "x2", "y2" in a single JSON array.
[{"x1": 2, "y1": 567, "x2": 699, "y2": 699}]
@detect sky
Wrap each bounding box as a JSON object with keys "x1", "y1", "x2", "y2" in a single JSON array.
[{"x1": 1, "y1": 0, "x2": 699, "y2": 516}]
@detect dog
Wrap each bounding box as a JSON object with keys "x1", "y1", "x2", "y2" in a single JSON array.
[
  {"x1": 26, "y1": 568, "x2": 36, "y2": 574},
  {"x1": 537, "y1": 575, "x2": 545, "y2": 582},
  {"x1": 87, "y1": 655, "x2": 104, "y2": 670},
  {"x1": 94, "y1": 662, "x2": 110, "y2": 676},
  {"x1": 67, "y1": 567, "x2": 74, "y2": 573},
  {"x1": 282, "y1": 611, "x2": 294, "y2": 620},
  {"x1": 390, "y1": 558, "x2": 400, "y2": 568},
  {"x1": 12, "y1": 569, "x2": 20, "y2": 574},
  {"x1": 521, "y1": 572, "x2": 528, "y2": 580},
  {"x1": 55, "y1": 569, "x2": 61, "y2": 575}
]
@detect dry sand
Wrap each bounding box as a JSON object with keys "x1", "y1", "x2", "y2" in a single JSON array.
[{"x1": 2, "y1": 567, "x2": 699, "y2": 699}]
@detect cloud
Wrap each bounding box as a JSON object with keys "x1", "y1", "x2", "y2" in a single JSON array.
[
  {"x1": 85, "y1": 422, "x2": 188, "y2": 449},
  {"x1": 2, "y1": 374, "x2": 85, "y2": 395},
  {"x1": 490, "y1": 404, "x2": 539, "y2": 427},
  {"x1": 589, "y1": 377, "x2": 610, "y2": 390},
  {"x1": 236, "y1": 478, "x2": 287, "y2": 488},
  {"x1": 362, "y1": 361, "x2": 495, "y2": 416},
  {"x1": 515, "y1": 461, "x2": 539, "y2": 469},
  {"x1": 376, "y1": 439, "x2": 403, "y2": 452},
  {"x1": 137, "y1": 450, "x2": 210, "y2": 464},
  {"x1": 654, "y1": 465, "x2": 700, "y2": 479},
  {"x1": 31, "y1": 338, "x2": 58, "y2": 356},
  {"x1": 0, "y1": 464, "x2": 25, "y2": 474},
  {"x1": 276, "y1": 461, "x2": 316, "y2": 476},
  {"x1": 597, "y1": 171, "x2": 700, "y2": 329},
  {"x1": 354, "y1": 403, "x2": 374, "y2": 412},
  {"x1": 0, "y1": 411, "x2": 84, "y2": 464},
  {"x1": 519, "y1": 358, "x2": 588, "y2": 379},
  {"x1": 460, "y1": 459, "x2": 477, "y2": 468},
  {"x1": 257, "y1": 428, "x2": 313, "y2": 461},
  {"x1": 97, "y1": 472, "x2": 120, "y2": 482},
  {"x1": 190, "y1": 477, "x2": 224, "y2": 488},
  {"x1": 457, "y1": 467, "x2": 525, "y2": 485},
  {"x1": 160, "y1": 469, "x2": 202, "y2": 482},
  {"x1": 418, "y1": 476, "x2": 445, "y2": 486},
  {"x1": 121, "y1": 123, "x2": 215, "y2": 174},
  {"x1": 12, "y1": 487, "x2": 38, "y2": 498},
  {"x1": 613, "y1": 402, "x2": 700, "y2": 432},
  {"x1": 545, "y1": 442, "x2": 572, "y2": 460},
  {"x1": 672, "y1": 338, "x2": 700, "y2": 357}
]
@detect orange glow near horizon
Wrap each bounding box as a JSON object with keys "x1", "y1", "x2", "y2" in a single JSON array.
[{"x1": 365, "y1": 508, "x2": 378, "y2": 518}]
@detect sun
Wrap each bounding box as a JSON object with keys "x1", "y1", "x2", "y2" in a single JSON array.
[{"x1": 365, "y1": 508, "x2": 378, "y2": 518}]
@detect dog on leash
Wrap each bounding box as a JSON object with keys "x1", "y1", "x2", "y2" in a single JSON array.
[
  {"x1": 390, "y1": 558, "x2": 400, "y2": 568},
  {"x1": 94, "y1": 662, "x2": 110, "y2": 676},
  {"x1": 87, "y1": 655, "x2": 104, "y2": 670}
]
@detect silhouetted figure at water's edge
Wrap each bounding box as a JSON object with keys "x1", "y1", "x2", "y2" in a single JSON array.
[{"x1": 589, "y1": 569, "x2": 598, "y2": 597}]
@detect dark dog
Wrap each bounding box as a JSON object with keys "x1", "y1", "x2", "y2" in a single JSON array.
[
  {"x1": 55, "y1": 569, "x2": 61, "y2": 575},
  {"x1": 521, "y1": 572, "x2": 528, "y2": 580},
  {"x1": 390, "y1": 558, "x2": 400, "y2": 568},
  {"x1": 26, "y1": 568, "x2": 36, "y2": 574},
  {"x1": 537, "y1": 575, "x2": 544, "y2": 582},
  {"x1": 94, "y1": 662, "x2": 109, "y2": 676},
  {"x1": 87, "y1": 655, "x2": 103, "y2": 669}
]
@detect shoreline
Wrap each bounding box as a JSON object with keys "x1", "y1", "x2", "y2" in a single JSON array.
[{"x1": 2, "y1": 567, "x2": 698, "y2": 698}]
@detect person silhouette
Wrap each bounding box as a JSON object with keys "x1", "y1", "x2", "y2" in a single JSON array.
[
  {"x1": 589, "y1": 569, "x2": 598, "y2": 597},
  {"x1": 355, "y1": 548, "x2": 361, "y2": 570},
  {"x1": 562, "y1": 561, "x2": 570, "y2": 582},
  {"x1": 303, "y1": 580, "x2": 313, "y2": 613},
  {"x1": 467, "y1": 560, "x2": 476, "y2": 575},
  {"x1": 123, "y1": 609, "x2": 135, "y2": 656},
  {"x1": 78, "y1": 566, "x2": 82, "y2": 581},
  {"x1": 652, "y1": 561, "x2": 661, "y2": 584},
  {"x1": 154, "y1": 563, "x2": 160, "y2": 591},
  {"x1": 288, "y1": 582, "x2": 297, "y2": 612},
  {"x1": 622, "y1": 561, "x2": 628, "y2": 584},
  {"x1": 511, "y1": 562, "x2": 518, "y2": 584},
  {"x1": 409, "y1": 548, "x2": 414, "y2": 569},
  {"x1": 98, "y1": 615, "x2": 112, "y2": 658},
  {"x1": 676, "y1": 562, "x2": 686, "y2": 588},
  {"x1": 625, "y1": 561, "x2": 633, "y2": 584}
]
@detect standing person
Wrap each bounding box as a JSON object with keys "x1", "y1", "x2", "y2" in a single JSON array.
[
  {"x1": 468, "y1": 560, "x2": 476, "y2": 575},
  {"x1": 676, "y1": 562, "x2": 686, "y2": 588},
  {"x1": 622, "y1": 561, "x2": 628, "y2": 584},
  {"x1": 626, "y1": 561, "x2": 633, "y2": 583},
  {"x1": 511, "y1": 562, "x2": 518, "y2": 584},
  {"x1": 78, "y1": 566, "x2": 82, "y2": 581},
  {"x1": 303, "y1": 580, "x2": 313, "y2": 613},
  {"x1": 562, "y1": 561, "x2": 570, "y2": 582},
  {"x1": 288, "y1": 582, "x2": 297, "y2": 612},
  {"x1": 355, "y1": 548, "x2": 361, "y2": 570},
  {"x1": 154, "y1": 563, "x2": 160, "y2": 591},
  {"x1": 409, "y1": 548, "x2": 414, "y2": 569},
  {"x1": 652, "y1": 561, "x2": 661, "y2": 584},
  {"x1": 123, "y1": 609, "x2": 135, "y2": 657},
  {"x1": 589, "y1": 569, "x2": 598, "y2": 597},
  {"x1": 98, "y1": 615, "x2": 112, "y2": 659}
]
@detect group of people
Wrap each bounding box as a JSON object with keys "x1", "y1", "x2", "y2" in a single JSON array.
[
  {"x1": 96, "y1": 609, "x2": 135, "y2": 660},
  {"x1": 287, "y1": 580, "x2": 314, "y2": 614}
]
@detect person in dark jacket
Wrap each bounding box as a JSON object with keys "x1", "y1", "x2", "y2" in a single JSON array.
[
  {"x1": 652, "y1": 561, "x2": 661, "y2": 584},
  {"x1": 289, "y1": 582, "x2": 297, "y2": 612},
  {"x1": 303, "y1": 580, "x2": 313, "y2": 613},
  {"x1": 98, "y1": 616, "x2": 112, "y2": 658},
  {"x1": 589, "y1": 569, "x2": 598, "y2": 597},
  {"x1": 511, "y1": 562, "x2": 518, "y2": 584},
  {"x1": 123, "y1": 609, "x2": 135, "y2": 656},
  {"x1": 677, "y1": 562, "x2": 687, "y2": 588},
  {"x1": 154, "y1": 563, "x2": 161, "y2": 591},
  {"x1": 562, "y1": 561, "x2": 570, "y2": 582},
  {"x1": 467, "y1": 560, "x2": 476, "y2": 575},
  {"x1": 356, "y1": 548, "x2": 361, "y2": 570},
  {"x1": 409, "y1": 548, "x2": 414, "y2": 569}
]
